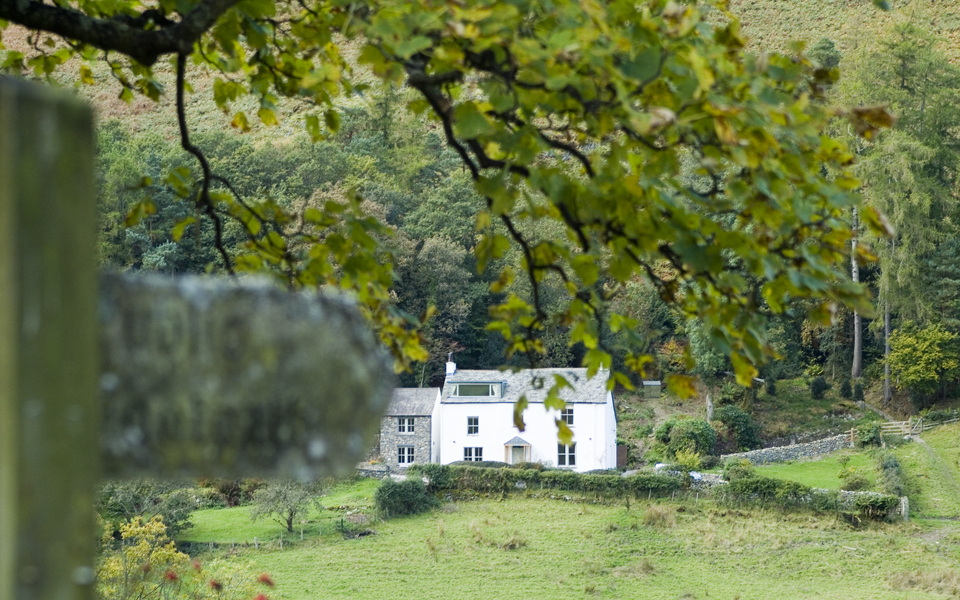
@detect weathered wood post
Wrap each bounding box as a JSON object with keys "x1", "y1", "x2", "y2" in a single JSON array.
[
  {"x1": 0, "y1": 78, "x2": 99, "y2": 600},
  {"x1": 1, "y1": 79, "x2": 395, "y2": 599}
]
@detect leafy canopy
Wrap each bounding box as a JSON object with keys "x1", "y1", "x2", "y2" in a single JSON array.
[
  {"x1": 888, "y1": 322, "x2": 959, "y2": 408},
  {"x1": 0, "y1": 0, "x2": 891, "y2": 433}
]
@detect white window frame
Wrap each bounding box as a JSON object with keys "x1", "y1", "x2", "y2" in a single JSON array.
[
  {"x1": 558, "y1": 443, "x2": 576, "y2": 467},
  {"x1": 398, "y1": 446, "x2": 414, "y2": 464},
  {"x1": 561, "y1": 407, "x2": 574, "y2": 426},
  {"x1": 398, "y1": 417, "x2": 415, "y2": 434},
  {"x1": 464, "y1": 447, "x2": 483, "y2": 461},
  {"x1": 467, "y1": 416, "x2": 479, "y2": 435}
]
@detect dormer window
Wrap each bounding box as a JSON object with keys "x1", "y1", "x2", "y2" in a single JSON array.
[{"x1": 452, "y1": 383, "x2": 500, "y2": 397}]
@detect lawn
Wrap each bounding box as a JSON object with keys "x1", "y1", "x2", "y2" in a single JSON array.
[{"x1": 754, "y1": 450, "x2": 876, "y2": 490}]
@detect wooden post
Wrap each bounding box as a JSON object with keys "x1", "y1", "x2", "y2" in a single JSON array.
[
  {"x1": 0, "y1": 78, "x2": 397, "y2": 600},
  {"x1": 0, "y1": 79, "x2": 98, "y2": 600}
]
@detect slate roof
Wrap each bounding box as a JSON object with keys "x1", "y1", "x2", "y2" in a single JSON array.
[
  {"x1": 503, "y1": 436, "x2": 531, "y2": 446},
  {"x1": 442, "y1": 368, "x2": 609, "y2": 404},
  {"x1": 385, "y1": 388, "x2": 439, "y2": 416}
]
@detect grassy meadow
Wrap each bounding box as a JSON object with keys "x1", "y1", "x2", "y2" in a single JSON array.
[
  {"x1": 171, "y1": 426, "x2": 960, "y2": 600},
  {"x1": 174, "y1": 425, "x2": 960, "y2": 600},
  {"x1": 185, "y1": 493, "x2": 960, "y2": 600}
]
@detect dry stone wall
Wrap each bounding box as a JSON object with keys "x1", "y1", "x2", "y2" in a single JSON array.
[{"x1": 721, "y1": 433, "x2": 853, "y2": 465}]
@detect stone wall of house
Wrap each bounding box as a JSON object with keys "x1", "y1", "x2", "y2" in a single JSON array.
[
  {"x1": 720, "y1": 433, "x2": 853, "y2": 465},
  {"x1": 378, "y1": 415, "x2": 431, "y2": 469}
]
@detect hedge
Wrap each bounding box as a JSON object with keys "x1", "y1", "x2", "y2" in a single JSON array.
[
  {"x1": 407, "y1": 464, "x2": 681, "y2": 497},
  {"x1": 719, "y1": 474, "x2": 899, "y2": 520}
]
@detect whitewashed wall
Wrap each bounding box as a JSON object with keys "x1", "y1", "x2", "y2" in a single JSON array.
[{"x1": 435, "y1": 400, "x2": 615, "y2": 472}]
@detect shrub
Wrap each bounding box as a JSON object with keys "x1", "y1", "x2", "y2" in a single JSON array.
[
  {"x1": 810, "y1": 376, "x2": 830, "y2": 400},
  {"x1": 410, "y1": 463, "x2": 452, "y2": 492},
  {"x1": 853, "y1": 382, "x2": 865, "y2": 403},
  {"x1": 854, "y1": 494, "x2": 899, "y2": 520},
  {"x1": 855, "y1": 422, "x2": 882, "y2": 447},
  {"x1": 717, "y1": 381, "x2": 748, "y2": 406},
  {"x1": 879, "y1": 452, "x2": 904, "y2": 496},
  {"x1": 448, "y1": 461, "x2": 509, "y2": 469},
  {"x1": 672, "y1": 449, "x2": 701, "y2": 475},
  {"x1": 838, "y1": 468, "x2": 870, "y2": 491},
  {"x1": 923, "y1": 408, "x2": 960, "y2": 423},
  {"x1": 663, "y1": 418, "x2": 717, "y2": 457},
  {"x1": 375, "y1": 479, "x2": 438, "y2": 518},
  {"x1": 839, "y1": 379, "x2": 852, "y2": 399},
  {"x1": 513, "y1": 462, "x2": 548, "y2": 471},
  {"x1": 721, "y1": 459, "x2": 755, "y2": 482},
  {"x1": 699, "y1": 455, "x2": 720, "y2": 470},
  {"x1": 764, "y1": 377, "x2": 776, "y2": 397},
  {"x1": 410, "y1": 464, "x2": 680, "y2": 498},
  {"x1": 713, "y1": 405, "x2": 761, "y2": 451}
]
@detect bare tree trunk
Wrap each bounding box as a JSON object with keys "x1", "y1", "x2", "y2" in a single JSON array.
[
  {"x1": 852, "y1": 207, "x2": 862, "y2": 379},
  {"x1": 884, "y1": 300, "x2": 892, "y2": 405},
  {"x1": 883, "y1": 236, "x2": 895, "y2": 406}
]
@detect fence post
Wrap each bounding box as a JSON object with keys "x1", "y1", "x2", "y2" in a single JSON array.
[{"x1": 0, "y1": 79, "x2": 98, "y2": 600}]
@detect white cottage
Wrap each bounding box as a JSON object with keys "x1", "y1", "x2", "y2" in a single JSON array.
[{"x1": 434, "y1": 359, "x2": 617, "y2": 472}]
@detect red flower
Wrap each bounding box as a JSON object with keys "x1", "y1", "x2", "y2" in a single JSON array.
[
  {"x1": 192, "y1": 560, "x2": 203, "y2": 572},
  {"x1": 163, "y1": 570, "x2": 178, "y2": 582},
  {"x1": 209, "y1": 580, "x2": 223, "y2": 592},
  {"x1": 254, "y1": 594, "x2": 270, "y2": 600},
  {"x1": 257, "y1": 573, "x2": 275, "y2": 587}
]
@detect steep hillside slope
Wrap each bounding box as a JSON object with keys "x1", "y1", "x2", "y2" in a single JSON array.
[{"x1": 729, "y1": 0, "x2": 960, "y2": 57}]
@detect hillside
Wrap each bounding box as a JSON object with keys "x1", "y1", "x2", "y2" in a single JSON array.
[{"x1": 730, "y1": 0, "x2": 960, "y2": 57}]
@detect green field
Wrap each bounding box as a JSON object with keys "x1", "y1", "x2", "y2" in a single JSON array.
[
  {"x1": 170, "y1": 425, "x2": 960, "y2": 600},
  {"x1": 194, "y1": 495, "x2": 959, "y2": 600},
  {"x1": 183, "y1": 479, "x2": 380, "y2": 544}
]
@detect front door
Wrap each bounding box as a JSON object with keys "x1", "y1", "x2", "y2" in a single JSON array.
[{"x1": 511, "y1": 446, "x2": 525, "y2": 464}]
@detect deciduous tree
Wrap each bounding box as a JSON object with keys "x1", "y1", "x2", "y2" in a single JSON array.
[{"x1": 0, "y1": 0, "x2": 890, "y2": 426}]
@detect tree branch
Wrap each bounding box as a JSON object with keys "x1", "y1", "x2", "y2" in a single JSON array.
[
  {"x1": 0, "y1": 0, "x2": 242, "y2": 66},
  {"x1": 176, "y1": 53, "x2": 234, "y2": 275}
]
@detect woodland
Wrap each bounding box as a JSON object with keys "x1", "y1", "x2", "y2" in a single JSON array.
[{"x1": 1, "y1": 0, "x2": 958, "y2": 413}]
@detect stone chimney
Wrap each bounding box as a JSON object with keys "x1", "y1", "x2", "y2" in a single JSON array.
[{"x1": 445, "y1": 353, "x2": 457, "y2": 376}]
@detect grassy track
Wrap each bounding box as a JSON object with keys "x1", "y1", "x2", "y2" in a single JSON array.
[{"x1": 895, "y1": 423, "x2": 960, "y2": 518}]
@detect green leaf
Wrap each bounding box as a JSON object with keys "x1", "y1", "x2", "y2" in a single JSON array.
[
  {"x1": 171, "y1": 216, "x2": 196, "y2": 242},
  {"x1": 665, "y1": 374, "x2": 698, "y2": 399},
  {"x1": 324, "y1": 109, "x2": 340, "y2": 134},
  {"x1": 123, "y1": 199, "x2": 156, "y2": 228},
  {"x1": 513, "y1": 395, "x2": 529, "y2": 432}
]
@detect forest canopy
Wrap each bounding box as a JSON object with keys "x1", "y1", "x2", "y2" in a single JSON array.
[{"x1": 0, "y1": 0, "x2": 895, "y2": 428}]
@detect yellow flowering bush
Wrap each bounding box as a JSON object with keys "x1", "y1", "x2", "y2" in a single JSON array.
[{"x1": 97, "y1": 516, "x2": 272, "y2": 600}]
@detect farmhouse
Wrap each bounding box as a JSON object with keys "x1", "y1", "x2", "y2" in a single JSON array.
[{"x1": 434, "y1": 359, "x2": 617, "y2": 472}]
